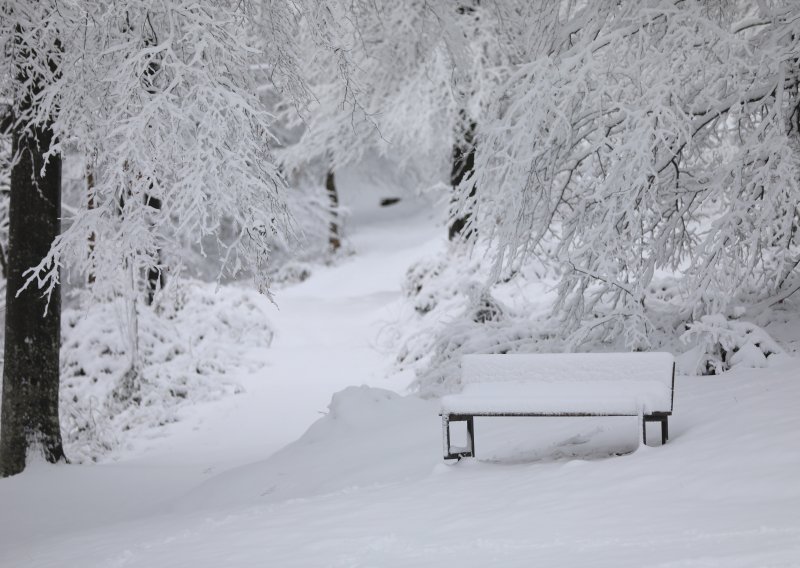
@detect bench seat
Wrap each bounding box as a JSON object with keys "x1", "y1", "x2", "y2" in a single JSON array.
[{"x1": 441, "y1": 380, "x2": 670, "y2": 416}]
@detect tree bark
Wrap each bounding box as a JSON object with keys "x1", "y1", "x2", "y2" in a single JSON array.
[
  {"x1": 448, "y1": 119, "x2": 477, "y2": 241},
  {"x1": 0, "y1": 27, "x2": 66, "y2": 477},
  {"x1": 144, "y1": 194, "x2": 164, "y2": 305},
  {"x1": 86, "y1": 160, "x2": 96, "y2": 285},
  {"x1": 325, "y1": 170, "x2": 341, "y2": 253}
]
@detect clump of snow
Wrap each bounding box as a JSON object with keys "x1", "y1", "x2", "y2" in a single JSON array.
[
  {"x1": 680, "y1": 314, "x2": 787, "y2": 375},
  {"x1": 60, "y1": 279, "x2": 274, "y2": 462}
]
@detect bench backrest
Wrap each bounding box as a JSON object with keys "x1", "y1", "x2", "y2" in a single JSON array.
[{"x1": 461, "y1": 352, "x2": 675, "y2": 412}]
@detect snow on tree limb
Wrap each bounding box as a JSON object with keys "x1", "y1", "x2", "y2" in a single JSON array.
[
  {"x1": 0, "y1": 0, "x2": 329, "y2": 299},
  {"x1": 460, "y1": 1, "x2": 800, "y2": 347}
]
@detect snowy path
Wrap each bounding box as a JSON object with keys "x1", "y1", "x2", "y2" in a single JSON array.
[
  {"x1": 132, "y1": 187, "x2": 441, "y2": 470},
  {"x1": 0, "y1": 179, "x2": 443, "y2": 556}
]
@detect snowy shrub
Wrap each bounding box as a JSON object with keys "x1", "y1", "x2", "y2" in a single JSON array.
[
  {"x1": 403, "y1": 257, "x2": 449, "y2": 315},
  {"x1": 272, "y1": 261, "x2": 314, "y2": 287},
  {"x1": 410, "y1": 317, "x2": 562, "y2": 398},
  {"x1": 389, "y1": 248, "x2": 560, "y2": 397},
  {"x1": 394, "y1": 243, "x2": 796, "y2": 394},
  {"x1": 60, "y1": 279, "x2": 274, "y2": 462},
  {"x1": 396, "y1": 252, "x2": 796, "y2": 392},
  {"x1": 681, "y1": 315, "x2": 786, "y2": 376}
]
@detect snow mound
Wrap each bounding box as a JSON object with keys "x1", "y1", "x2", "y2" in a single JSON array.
[
  {"x1": 174, "y1": 386, "x2": 441, "y2": 511},
  {"x1": 60, "y1": 280, "x2": 274, "y2": 462},
  {"x1": 325, "y1": 385, "x2": 404, "y2": 424}
]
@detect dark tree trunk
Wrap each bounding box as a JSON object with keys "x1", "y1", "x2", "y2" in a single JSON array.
[
  {"x1": 145, "y1": 256, "x2": 164, "y2": 306},
  {"x1": 0, "y1": 106, "x2": 11, "y2": 280},
  {"x1": 0, "y1": 35, "x2": 66, "y2": 476},
  {"x1": 448, "y1": 119, "x2": 477, "y2": 241},
  {"x1": 86, "y1": 161, "x2": 96, "y2": 285},
  {"x1": 325, "y1": 170, "x2": 341, "y2": 253},
  {"x1": 144, "y1": 194, "x2": 164, "y2": 305}
]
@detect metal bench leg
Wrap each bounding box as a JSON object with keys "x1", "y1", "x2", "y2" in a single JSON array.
[
  {"x1": 442, "y1": 414, "x2": 476, "y2": 460},
  {"x1": 642, "y1": 415, "x2": 647, "y2": 446},
  {"x1": 442, "y1": 414, "x2": 451, "y2": 459},
  {"x1": 643, "y1": 414, "x2": 669, "y2": 446},
  {"x1": 466, "y1": 416, "x2": 475, "y2": 458}
]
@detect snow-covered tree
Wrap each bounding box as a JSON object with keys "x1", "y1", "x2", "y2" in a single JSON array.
[
  {"x1": 0, "y1": 0, "x2": 326, "y2": 475},
  {"x1": 279, "y1": 1, "x2": 539, "y2": 235},
  {"x1": 458, "y1": 0, "x2": 800, "y2": 349}
]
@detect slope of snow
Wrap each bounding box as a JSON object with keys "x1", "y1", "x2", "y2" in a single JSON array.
[
  {"x1": 4, "y1": 363, "x2": 800, "y2": 567},
  {"x1": 1, "y1": 169, "x2": 799, "y2": 567}
]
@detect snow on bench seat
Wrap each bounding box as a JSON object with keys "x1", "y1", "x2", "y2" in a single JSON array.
[
  {"x1": 440, "y1": 352, "x2": 676, "y2": 459},
  {"x1": 462, "y1": 352, "x2": 675, "y2": 387},
  {"x1": 441, "y1": 380, "x2": 671, "y2": 416}
]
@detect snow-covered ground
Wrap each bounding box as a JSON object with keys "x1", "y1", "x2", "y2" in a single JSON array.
[{"x1": 2, "y1": 176, "x2": 799, "y2": 567}]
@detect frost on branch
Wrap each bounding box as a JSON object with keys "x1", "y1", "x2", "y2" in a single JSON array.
[
  {"x1": 0, "y1": 1, "x2": 309, "y2": 300},
  {"x1": 457, "y1": 2, "x2": 800, "y2": 346},
  {"x1": 280, "y1": 2, "x2": 533, "y2": 191}
]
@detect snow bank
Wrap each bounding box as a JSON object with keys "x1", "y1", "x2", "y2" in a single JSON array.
[
  {"x1": 6, "y1": 344, "x2": 800, "y2": 568},
  {"x1": 60, "y1": 280, "x2": 274, "y2": 462},
  {"x1": 173, "y1": 386, "x2": 441, "y2": 511}
]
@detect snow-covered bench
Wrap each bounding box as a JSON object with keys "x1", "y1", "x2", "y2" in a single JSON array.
[{"x1": 440, "y1": 353, "x2": 675, "y2": 460}]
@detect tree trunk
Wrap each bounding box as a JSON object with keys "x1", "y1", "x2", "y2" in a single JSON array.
[
  {"x1": 0, "y1": 106, "x2": 11, "y2": 280},
  {"x1": 325, "y1": 170, "x2": 341, "y2": 253},
  {"x1": 448, "y1": 120, "x2": 477, "y2": 241},
  {"x1": 144, "y1": 195, "x2": 164, "y2": 305},
  {"x1": 0, "y1": 25, "x2": 66, "y2": 477},
  {"x1": 86, "y1": 159, "x2": 96, "y2": 285},
  {"x1": 0, "y1": 103, "x2": 65, "y2": 476}
]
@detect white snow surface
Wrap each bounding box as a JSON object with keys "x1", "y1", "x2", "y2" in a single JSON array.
[
  {"x1": 2, "y1": 174, "x2": 800, "y2": 567},
  {"x1": 462, "y1": 352, "x2": 675, "y2": 386},
  {"x1": 440, "y1": 379, "x2": 672, "y2": 415}
]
